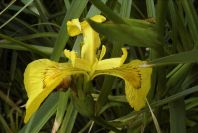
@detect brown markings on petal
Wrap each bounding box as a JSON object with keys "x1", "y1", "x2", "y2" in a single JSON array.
[
  {"x1": 131, "y1": 68, "x2": 141, "y2": 89},
  {"x1": 56, "y1": 76, "x2": 71, "y2": 91},
  {"x1": 42, "y1": 65, "x2": 58, "y2": 89},
  {"x1": 123, "y1": 65, "x2": 142, "y2": 89}
]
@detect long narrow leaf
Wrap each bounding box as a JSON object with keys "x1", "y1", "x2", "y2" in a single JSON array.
[
  {"x1": 88, "y1": 20, "x2": 159, "y2": 48},
  {"x1": 89, "y1": 0, "x2": 126, "y2": 24},
  {"x1": 148, "y1": 49, "x2": 198, "y2": 66}
]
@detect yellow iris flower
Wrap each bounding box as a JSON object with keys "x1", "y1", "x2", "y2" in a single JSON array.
[{"x1": 23, "y1": 15, "x2": 152, "y2": 123}]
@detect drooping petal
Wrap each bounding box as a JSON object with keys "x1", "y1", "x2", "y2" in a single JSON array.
[
  {"x1": 92, "y1": 60, "x2": 152, "y2": 111},
  {"x1": 94, "y1": 48, "x2": 128, "y2": 70},
  {"x1": 24, "y1": 59, "x2": 87, "y2": 123}
]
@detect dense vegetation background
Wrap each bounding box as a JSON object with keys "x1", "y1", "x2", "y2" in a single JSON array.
[{"x1": 0, "y1": 0, "x2": 198, "y2": 133}]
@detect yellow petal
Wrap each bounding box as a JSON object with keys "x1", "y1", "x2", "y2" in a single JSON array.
[
  {"x1": 67, "y1": 15, "x2": 106, "y2": 65},
  {"x1": 24, "y1": 59, "x2": 87, "y2": 123},
  {"x1": 67, "y1": 15, "x2": 106, "y2": 37},
  {"x1": 92, "y1": 60, "x2": 152, "y2": 111},
  {"x1": 64, "y1": 49, "x2": 77, "y2": 67},
  {"x1": 81, "y1": 26, "x2": 100, "y2": 65},
  {"x1": 90, "y1": 15, "x2": 106, "y2": 23},
  {"x1": 95, "y1": 48, "x2": 128, "y2": 70},
  {"x1": 67, "y1": 19, "x2": 81, "y2": 36},
  {"x1": 80, "y1": 15, "x2": 106, "y2": 29},
  {"x1": 98, "y1": 45, "x2": 106, "y2": 61}
]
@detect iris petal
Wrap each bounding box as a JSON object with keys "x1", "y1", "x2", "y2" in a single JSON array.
[
  {"x1": 24, "y1": 59, "x2": 87, "y2": 123},
  {"x1": 95, "y1": 48, "x2": 128, "y2": 70},
  {"x1": 92, "y1": 60, "x2": 152, "y2": 111},
  {"x1": 67, "y1": 19, "x2": 81, "y2": 36},
  {"x1": 67, "y1": 15, "x2": 106, "y2": 65}
]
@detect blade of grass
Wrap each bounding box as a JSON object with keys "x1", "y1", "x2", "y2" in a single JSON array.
[
  {"x1": 0, "y1": 43, "x2": 53, "y2": 55},
  {"x1": 64, "y1": 0, "x2": 70, "y2": 10},
  {"x1": 0, "y1": 89, "x2": 21, "y2": 113},
  {"x1": 110, "y1": 85, "x2": 198, "y2": 123},
  {"x1": 0, "y1": 0, "x2": 16, "y2": 16},
  {"x1": 169, "y1": 98, "x2": 186, "y2": 133},
  {"x1": 147, "y1": 49, "x2": 198, "y2": 66},
  {"x1": 52, "y1": 91, "x2": 70, "y2": 133},
  {"x1": 0, "y1": 33, "x2": 48, "y2": 57},
  {"x1": 87, "y1": 0, "x2": 107, "y2": 17},
  {"x1": 146, "y1": 0, "x2": 156, "y2": 18},
  {"x1": 34, "y1": 0, "x2": 54, "y2": 32},
  {"x1": 0, "y1": 114, "x2": 13, "y2": 133},
  {"x1": 146, "y1": 99, "x2": 162, "y2": 133},
  {"x1": 78, "y1": 121, "x2": 93, "y2": 133},
  {"x1": 88, "y1": 21, "x2": 159, "y2": 48},
  {"x1": 0, "y1": 0, "x2": 34, "y2": 29},
  {"x1": 91, "y1": 116, "x2": 123, "y2": 133},
  {"x1": 119, "y1": 0, "x2": 132, "y2": 18},
  {"x1": 15, "y1": 32, "x2": 57, "y2": 41},
  {"x1": 89, "y1": 0, "x2": 126, "y2": 24},
  {"x1": 181, "y1": 0, "x2": 198, "y2": 48},
  {"x1": 58, "y1": 102, "x2": 78, "y2": 133}
]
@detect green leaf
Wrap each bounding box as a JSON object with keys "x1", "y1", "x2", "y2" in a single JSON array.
[
  {"x1": 86, "y1": 0, "x2": 107, "y2": 17},
  {"x1": 58, "y1": 102, "x2": 78, "y2": 133},
  {"x1": 52, "y1": 91, "x2": 70, "y2": 132},
  {"x1": 146, "y1": 0, "x2": 156, "y2": 17},
  {"x1": 89, "y1": 0, "x2": 126, "y2": 24},
  {"x1": 149, "y1": 49, "x2": 198, "y2": 66},
  {"x1": 0, "y1": 33, "x2": 48, "y2": 57},
  {"x1": 0, "y1": 0, "x2": 34, "y2": 29},
  {"x1": 147, "y1": 100, "x2": 162, "y2": 133},
  {"x1": 88, "y1": 20, "x2": 159, "y2": 48},
  {"x1": 110, "y1": 85, "x2": 198, "y2": 124},
  {"x1": 169, "y1": 98, "x2": 186, "y2": 133}
]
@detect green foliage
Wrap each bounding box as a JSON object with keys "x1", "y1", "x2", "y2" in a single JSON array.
[{"x1": 0, "y1": 0, "x2": 198, "y2": 133}]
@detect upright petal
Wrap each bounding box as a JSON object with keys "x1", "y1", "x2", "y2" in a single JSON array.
[
  {"x1": 81, "y1": 26, "x2": 100, "y2": 65},
  {"x1": 67, "y1": 15, "x2": 106, "y2": 66},
  {"x1": 92, "y1": 60, "x2": 152, "y2": 111},
  {"x1": 67, "y1": 19, "x2": 82, "y2": 36},
  {"x1": 24, "y1": 59, "x2": 87, "y2": 123}
]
